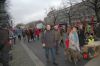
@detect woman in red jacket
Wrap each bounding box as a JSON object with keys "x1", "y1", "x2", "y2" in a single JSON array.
[{"x1": 35, "y1": 28, "x2": 40, "y2": 40}]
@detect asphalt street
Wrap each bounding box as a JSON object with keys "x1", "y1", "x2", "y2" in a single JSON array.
[{"x1": 22, "y1": 39, "x2": 89, "y2": 66}]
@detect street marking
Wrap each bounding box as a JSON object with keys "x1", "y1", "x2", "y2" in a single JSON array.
[{"x1": 21, "y1": 41, "x2": 45, "y2": 66}]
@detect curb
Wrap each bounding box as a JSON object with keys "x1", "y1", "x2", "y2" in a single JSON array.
[{"x1": 21, "y1": 41, "x2": 45, "y2": 66}]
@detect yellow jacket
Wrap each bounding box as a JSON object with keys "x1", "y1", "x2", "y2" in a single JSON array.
[{"x1": 88, "y1": 36, "x2": 94, "y2": 45}]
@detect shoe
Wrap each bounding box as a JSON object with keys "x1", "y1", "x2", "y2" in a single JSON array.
[
  {"x1": 56, "y1": 52, "x2": 59, "y2": 55},
  {"x1": 46, "y1": 60, "x2": 50, "y2": 63},
  {"x1": 46, "y1": 58, "x2": 50, "y2": 63},
  {"x1": 53, "y1": 62, "x2": 58, "y2": 66}
]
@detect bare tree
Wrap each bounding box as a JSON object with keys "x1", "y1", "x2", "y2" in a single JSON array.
[
  {"x1": 48, "y1": 7, "x2": 59, "y2": 25},
  {"x1": 62, "y1": 0, "x2": 80, "y2": 25},
  {"x1": 82, "y1": 0, "x2": 100, "y2": 37},
  {"x1": 44, "y1": 8, "x2": 48, "y2": 25},
  {"x1": 82, "y1": 0, "x2": 100, "y2": 23}
]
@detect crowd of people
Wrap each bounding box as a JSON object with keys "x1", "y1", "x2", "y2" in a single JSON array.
[
  {"x1": 10, "y1": 27, "x2": 42, "y2": 44},
  {"x1": 9, "y1": 22, "x2": 99, "y2": 65},
  {"x1": 41, "y1": 22, "x2": 99, "y2": 65}
]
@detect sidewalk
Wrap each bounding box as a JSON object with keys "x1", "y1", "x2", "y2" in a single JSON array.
[
  {"x1": 85, "y1": 56, "x2": 100, "y2": 66},
  {"x1": 84, "y1": 41, "x2": 100, "y2": 66},
  {"x1": 10, "y1": 40, "x2": 35, "y2": 66}
]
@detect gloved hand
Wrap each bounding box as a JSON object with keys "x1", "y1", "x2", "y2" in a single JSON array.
[{"x1": 42, "y1": 43, "x2": 46, "y2": 48}]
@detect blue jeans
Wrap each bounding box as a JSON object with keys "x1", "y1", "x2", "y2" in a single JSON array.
[{"x1": 45, "y1": 47, "x2": 56, "y2": 62}]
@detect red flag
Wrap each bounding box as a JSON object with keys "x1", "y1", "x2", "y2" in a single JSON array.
[{"x1": 91, "y1": 16, "x2": 94, "y2": 34}]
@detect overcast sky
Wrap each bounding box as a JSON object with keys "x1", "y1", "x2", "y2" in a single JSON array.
[
  {"x1": 7, "y1": 0, "x2": 81, "y2": 25},
  {"x1": 7, "y1": 0, "x2": 63, "y2": 25}
]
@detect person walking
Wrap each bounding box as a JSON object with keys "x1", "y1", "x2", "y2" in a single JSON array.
[
  {"x1": 63, "y1": 26, "x2": 71, "y2": 61},
  {"x1": 22, "y1": 29, "x2": 26, "y2": 40},
  {"x1": 26, "y1": 29, "x2": 31, "y2": 43},
  {"x1": 29, "y1": 28, "x2": 34, "y2": 41},
  {"x1": 78, "y1": 24, "x2": 86, "y2": 48},
  {"x1": 35, "y1": 28, "x2": 40, "y2": 40},
  {"x1": 60, "y1": 27, "x2": 65, "y2": 48},
  {"x1": 68, "y1": 26, "x2": 81, "y2": 63},
  {"x1": 64, "y1": 26, "x2": 71, "y2": 49},
  {"x1": 54, "y1": 25, "x2": 61, "y2": 54},
  {"x1": 42, "y1": 25, "x2": 58, "y2": 65},
  {"x1": 13, "y1": 29, "x2": 17, "y2": 44},
  {"x1": 17, "y1": 27, "x2": 22, "y2": 40},
  {"x1": 69, "y1": 26, "x2": 80, "y2": 52}
]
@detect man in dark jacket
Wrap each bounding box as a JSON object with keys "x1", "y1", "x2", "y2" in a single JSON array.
[
  {"x1": 42, "y1": 25, "x2": 58, "y2": 65},
  {"x1": 78, "y1": 24, "x2": 86, "y2": 48},
  {"x1": 54, "y1": 25, "x2": 61, "y2": 54}
]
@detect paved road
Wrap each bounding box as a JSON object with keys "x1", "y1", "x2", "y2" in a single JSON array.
[
  {"x1": 10, "y1": 40, "x2": 35, "y2": 66},
  {"x1": 22, "y1": 39, "x2": 89, "y2": 66},
  {"x1": 9, "y1": 38, "x2": 100, "y2": 66}
]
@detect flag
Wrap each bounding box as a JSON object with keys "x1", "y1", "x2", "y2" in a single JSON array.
[{"x1": 91, "y1": 16, "x2": 94, "y2": 34}]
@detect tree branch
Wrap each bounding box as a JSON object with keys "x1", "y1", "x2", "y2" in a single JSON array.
[{"x1": 87, "y1": 0, "x2": 95, "y2": 5}]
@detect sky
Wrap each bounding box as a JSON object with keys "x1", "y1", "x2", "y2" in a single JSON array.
[
  {"x1": 7, "y1": 0, "x2": 62, "y2": 25},
  {"x1": 7, "y1": 0, "x2": 81, "y2": 25}
]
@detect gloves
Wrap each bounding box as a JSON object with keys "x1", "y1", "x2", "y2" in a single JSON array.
[{"x1": 42, "y1": 43, "x2": 46, "y2": 48}]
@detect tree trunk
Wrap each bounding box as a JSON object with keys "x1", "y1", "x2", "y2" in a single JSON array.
[
  {"x1": 95, "y1": 10, "x2": 100, "y2": 23},
  {"x1": 96, "y1": 24, "x2": 100, "y2": 38},
  {"x1": 95, "y1": 8, "x2": 100, "y2": 37},
  {"x1": 68, "y1": 12, "x2": 71, "y2": 25}
]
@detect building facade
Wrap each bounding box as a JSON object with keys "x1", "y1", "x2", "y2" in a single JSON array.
[{"x1": 44, "y1": 0, "x2": 100, "y2": 25}]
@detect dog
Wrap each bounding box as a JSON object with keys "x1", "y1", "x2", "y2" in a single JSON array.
[{"x1": 64, "y1": 48, "x2": 82, "y2": 64}]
